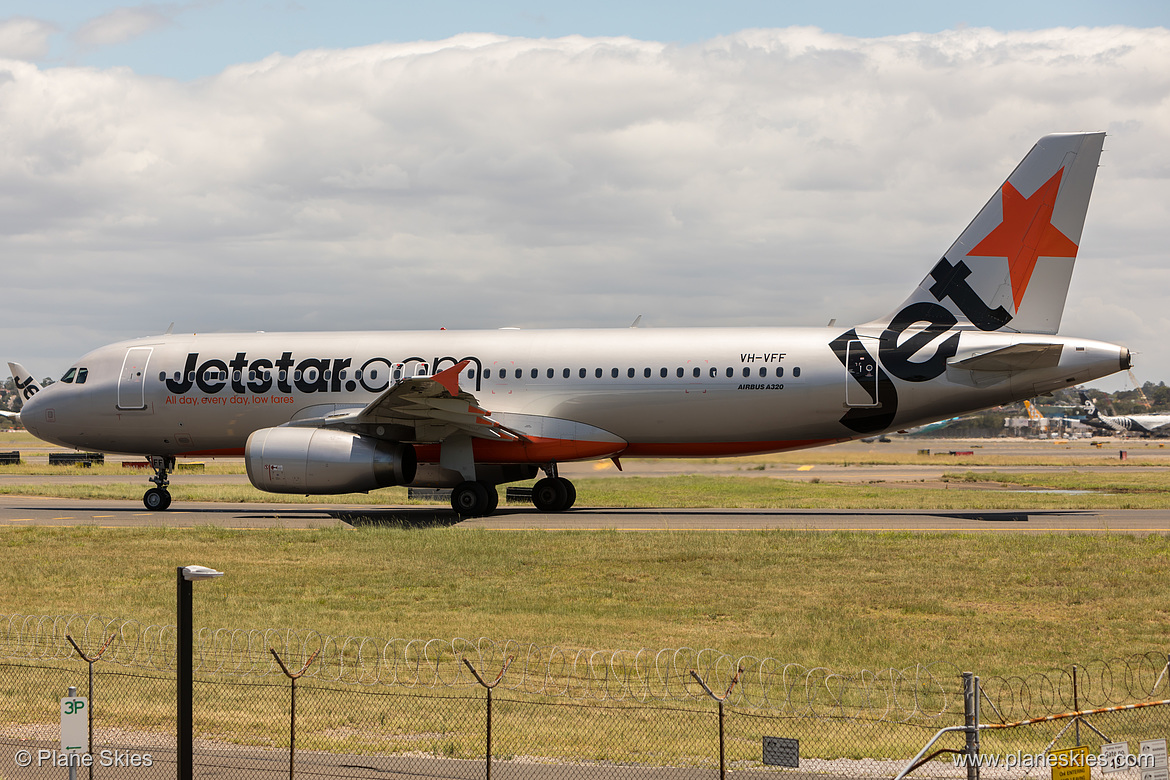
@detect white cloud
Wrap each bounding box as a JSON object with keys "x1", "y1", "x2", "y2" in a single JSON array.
[
  {"x1": 72, "y1": 5, "x2": 176, "y2": 50},
  {"x1": 0, "y1": 17, "x2": 57, "y2": 61},
  {"x1": 1, "y1": 27, "x2": 1168, "y2": 391}
]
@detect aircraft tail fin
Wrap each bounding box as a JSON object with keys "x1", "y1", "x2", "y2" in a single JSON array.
[
  {"x1": 875, "y1": 132, "x2": 1105, "y2": 335},
  {"x1": 7, "y1": 362, "x2": 41, "y2": 410},
  {"x1": 1078, "y1": 390, "x2": 1100, "y2": 418}
]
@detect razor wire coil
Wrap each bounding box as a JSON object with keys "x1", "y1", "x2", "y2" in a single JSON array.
[{"x1": 2, "y1": 614, "x2": 1164, "y2": 723}]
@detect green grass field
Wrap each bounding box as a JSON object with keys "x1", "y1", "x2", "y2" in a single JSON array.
[
  {"x1": 3, "y1": 433, "x2": 1170, "y2": 766},
  {"x1": 2, "y1": 525, "x2": 1168, "y2": 676},
  {"x1": 2, "y1": 430, "x2": 1169, "y2": 675}
]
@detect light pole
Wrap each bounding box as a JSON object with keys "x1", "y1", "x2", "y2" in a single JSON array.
[{"x1": 177, "y1": 565, "x2": 223, "y2": 780}]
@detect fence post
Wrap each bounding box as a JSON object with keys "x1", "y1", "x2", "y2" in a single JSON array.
[
  {"x1": 690, "y1": 667, "x2": 744, "y2": 780},
  {"x1": 270, "y1": 648, "x2": 321, "y2": 780},
  {"x1": 1072, "y1": 666, "x2": 1081, "y2": 746},
  {"x1": 463, "y1": 655, "x2": 513, "y2": 780},
  {"x1": 66, "y1": 633, "x2": 115, "y2": 780},
  {"x1": 963, "y1": 672, "x2": 980, "y2": 780}
]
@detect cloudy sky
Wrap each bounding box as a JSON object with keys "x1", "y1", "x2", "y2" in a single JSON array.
[{"x1": 1, "y1": 2, "x2": 1168, "y2": 392}]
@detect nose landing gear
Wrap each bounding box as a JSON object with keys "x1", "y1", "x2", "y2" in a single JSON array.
[{"x1": 143, "y1": 455, "x2": 175, "y2": 511}]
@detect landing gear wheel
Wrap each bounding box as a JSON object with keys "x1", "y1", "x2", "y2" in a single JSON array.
[
  {"x1": 532, "y1": 477, "x2": 573, "y2": 512},
  {"x1": 557, "y1": 477, "x2": 576, "y2": 510},
  {"x1": 484, "y1": 486, "x2": 499, "y2": 515},
  {"x1": 145, "y1": 455, "x2": 175, "y2": 511},
  {"x1": 451, "y1": 481, "x2": 493, "y2": 518},
  {"x1": 144, "y1": 488, "x2": 172, "y2": 511}
]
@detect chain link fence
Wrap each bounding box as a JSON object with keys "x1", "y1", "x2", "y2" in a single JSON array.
[{"x1": 1, "y1": 615, "x2": 1168, "y2": 779}]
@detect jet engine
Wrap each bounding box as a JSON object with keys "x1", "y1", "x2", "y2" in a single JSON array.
[{"x1": 245, "y1": 427, "x2": 416, "y2": 494}]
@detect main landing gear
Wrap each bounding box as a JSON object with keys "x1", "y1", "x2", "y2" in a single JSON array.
[
  {"x1": 448, "y1": 467, "x2": 577, "y2": 518},
  {"x1": 531, "y1": 462, "x2": 576, "y2": 513},
  {"x1": 531, "y1": 476, "x2": 576, "y2": 513},
  {"x1": 451, "y1": 481, "x2": 499, "y2": 518},
  {"x1": 143, "y1": 455, "x2": 175, "y2": 511}
]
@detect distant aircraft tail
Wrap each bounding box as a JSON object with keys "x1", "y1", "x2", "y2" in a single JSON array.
[
  {"x1": 875, "y1": 132, "x2": 1105, "y2": 335},
  {"x1": 1078, "y1": 390, "x2": 1100, "y2": 418}
]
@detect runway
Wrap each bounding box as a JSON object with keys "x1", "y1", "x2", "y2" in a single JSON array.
[
  {"x1": 1, "y1": 495, "x2": 1168, "y2": 533},
  {"x1": 2, "y1": 435, "x2": 1168, "y2": 532}
]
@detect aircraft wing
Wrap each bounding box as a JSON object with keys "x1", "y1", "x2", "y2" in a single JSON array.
[
  {"x1": 311, "y1": 360, "x2": 523, "y2": 443},
  {"x1": 0, "y1": 410, "x2": 18, "y2": 419}
]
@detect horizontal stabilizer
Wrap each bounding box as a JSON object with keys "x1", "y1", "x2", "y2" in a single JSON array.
[{"x1": 948, "y1": 343, "x2": 1063, "y2": 372}]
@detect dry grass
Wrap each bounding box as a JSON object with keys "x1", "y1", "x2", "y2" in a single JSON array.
[{"x1": 2, "y1": 526, "x2": 1168, "y2": 675}]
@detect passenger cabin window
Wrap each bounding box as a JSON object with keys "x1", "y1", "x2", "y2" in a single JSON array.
[
  {"x1": 515, "y1": 368, "x2": 522, "y2": 380},
  {"x1": 563, "y1": 368, "x2": 570, "y2": 379},
  {"x1": 676, "y1": 367, "x2": 684, "y2": 378},
  {"x1": 793, "y1": 367, "x2": 802, "y2": 377},
  {"x1": 627, "y1": 368, "x2": 635, "y2": 378},
  {"x1": 531, "y1": 368, "x2": 538, "y2": 379},
  {"x1": 659, "y1": 367, "x2": 667, "y2": 378},
  {"x1": 776, "y1": 367, "x2": 784, "y2": 377},
  {"x1": 726, "y1": 367, "x2": 734, "y2": 378},
  {"x1": 595, "y1": 368, "x2": 602, "y2": 378},
  {"x1": 693, "y1": 368, "x2": 700, "y2": 378},
  {"x1": 611, "y1": 368, "x2": 619, "y2": 378},
  {"x1": 547, "y1": 368, "x2": 554, "y2": 379},
  {"x1": 579, "y1": 368, "x2": 586, "y2": 379},
  {"x1": 644, "y1": 368, "x2": 651, "y2": 378},
  {"x1": 710, "y1": 367, "x2": 718, "y2": 378}
]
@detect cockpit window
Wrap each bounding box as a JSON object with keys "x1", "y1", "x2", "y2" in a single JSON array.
[
  {"x1": 61, "y1": 368, "x2": 77, "y2": 383},
  {"x1": 76, "y1": 368, "x2": 88, "y2": 384}
]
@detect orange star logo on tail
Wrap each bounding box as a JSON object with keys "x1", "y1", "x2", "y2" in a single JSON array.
[{"x1": 966, "y1": 168, "x2": 1079, "y2": 311}]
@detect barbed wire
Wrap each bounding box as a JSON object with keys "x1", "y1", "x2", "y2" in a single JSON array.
[
  {"x1": 980, "y1": 651, "x2": 1170, "y2": 721},
  {"x1": 2, "y1": 614, "x2": 1164, "y2": 722}
]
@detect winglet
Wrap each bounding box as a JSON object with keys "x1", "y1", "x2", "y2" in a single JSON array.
[{"x1": 432, "y1": 360, "x2": 470, "y2": 397}]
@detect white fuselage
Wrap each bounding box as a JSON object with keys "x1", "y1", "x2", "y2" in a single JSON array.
[{"x1": 20, "y1": 325, "x2": 1129, "y2": 467}]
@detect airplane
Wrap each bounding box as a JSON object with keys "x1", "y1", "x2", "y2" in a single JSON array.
[
  {"x1": 7, "y1": 132, "x2": 1132, "y2": 517},
  {"x1": 1077, "y1": 391, "x2": 1170, "y2": 435}
]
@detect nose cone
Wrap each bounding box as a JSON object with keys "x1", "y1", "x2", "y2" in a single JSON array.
[
  {"x1": 15, "y1": 382, "x2": 67, "y2": 446},
  {"x1": 17, "y1": 383, "x2": 46, "y2": 428}
]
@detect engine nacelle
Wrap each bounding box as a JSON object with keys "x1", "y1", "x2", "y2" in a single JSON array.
[{"x1": 245, "y1": 427, "x2": 416, "y2": 495}]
